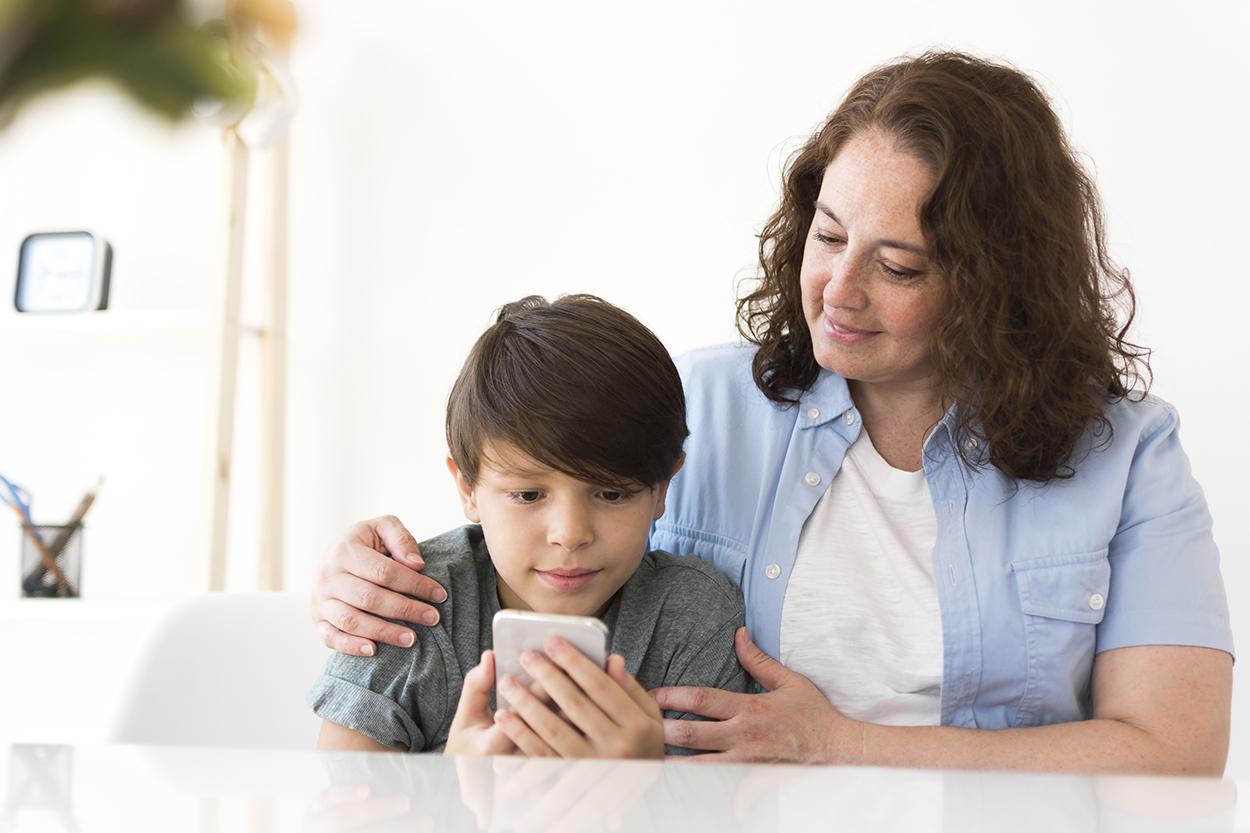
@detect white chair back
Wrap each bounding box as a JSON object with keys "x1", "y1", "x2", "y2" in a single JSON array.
[{"x1": 106, "y1": 592, "x2": 330, "y2": 749}]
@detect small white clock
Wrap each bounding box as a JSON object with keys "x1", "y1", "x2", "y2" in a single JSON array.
[{"x1": 15, "y1": 231, "x2": 113, "y2": 313}]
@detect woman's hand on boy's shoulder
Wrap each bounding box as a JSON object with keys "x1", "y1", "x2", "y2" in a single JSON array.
[{"x1": 311, "y1": 515, "x2": 449, "y2": 657}]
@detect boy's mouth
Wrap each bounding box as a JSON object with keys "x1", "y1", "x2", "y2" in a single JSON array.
[{"x1": 535, "y1": 568, "x2": 602, "y2": 591}]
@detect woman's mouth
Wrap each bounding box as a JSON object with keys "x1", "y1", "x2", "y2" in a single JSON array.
[
  {"x1": 536, "y1": 568, "x2": 602, "y2": 591},
  {"x1": 823, "y1": 315, "x2": 880, "y2": 346}
]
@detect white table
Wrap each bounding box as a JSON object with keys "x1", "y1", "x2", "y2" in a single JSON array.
[{"x1": 1, "y1": 743, "x2": 1244, "y2": 833}]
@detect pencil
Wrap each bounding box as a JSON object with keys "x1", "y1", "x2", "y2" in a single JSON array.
[
  {"x1": 8, "y1": 503, "x2": 72, "y2": 594},
  {"x1": 43, "y1": 476, "x2": 103, "y2": 560}
]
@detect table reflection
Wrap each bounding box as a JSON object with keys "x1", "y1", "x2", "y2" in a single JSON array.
[{"x1": 0, "y1": 743, "x2": 1239, "y2": 833}]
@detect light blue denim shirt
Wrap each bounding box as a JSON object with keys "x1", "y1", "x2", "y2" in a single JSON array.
[{"x1": 650, "y1": 343, "x2": 1234, "y2": 729}]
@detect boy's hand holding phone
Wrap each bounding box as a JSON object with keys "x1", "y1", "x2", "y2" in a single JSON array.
[
  {"x1": 493, "y1": 635, "x2": 664, "y2": 759},
  {"x1": 446, "y1": 651, "x2": 516, "y2": 756}
]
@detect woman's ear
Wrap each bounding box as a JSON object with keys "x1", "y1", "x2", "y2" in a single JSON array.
[
  {"x1": 446, "y1": 455, "x2": 481, "y2": 523},
  {"x1": 651, "y1": 454, "x2": 685, "y2": 521}
]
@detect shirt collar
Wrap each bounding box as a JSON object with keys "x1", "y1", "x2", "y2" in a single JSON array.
[
  {"x1": 800, "y1": 373, "x2": 987, "y2": 464},
  {"x1": 797, "y1": 369, "x2": 855, "y2": 430}
]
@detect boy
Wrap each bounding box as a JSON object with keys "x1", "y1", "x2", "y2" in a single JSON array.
[{"x1": 309, "y1": 294, "x2": 748, "y2": 757}]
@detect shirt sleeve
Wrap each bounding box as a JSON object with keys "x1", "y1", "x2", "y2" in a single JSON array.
[
  {"x1": 307, "y1": 623, "x2": 456, "y2": 751},
  {"x1": 1096, "y1": 402, "x2": 1235, "y2": 657}
]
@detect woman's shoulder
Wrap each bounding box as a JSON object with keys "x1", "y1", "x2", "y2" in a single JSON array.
[
  {"x1": 1101, "y1": 391, "x2": 1181, "y2": 440},
  {"x1": 673, "y1": 342, "x2": 757, "y2": 393}
]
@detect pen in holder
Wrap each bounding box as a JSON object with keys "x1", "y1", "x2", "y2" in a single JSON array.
[{"x1": 20, "y1": 523, "x2": 82, "y2": 598}]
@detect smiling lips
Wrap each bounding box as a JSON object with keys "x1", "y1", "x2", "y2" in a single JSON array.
[
  {"x1": 823, "y1": 315, "x2": 881, "y2": 346},
  {"x1": 536, "y1": 568, "x2": 602, "y2": 591}
]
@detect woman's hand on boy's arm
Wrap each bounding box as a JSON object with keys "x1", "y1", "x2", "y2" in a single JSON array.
[
  {"x1": 311, "y1": 515, "x2": 448, "y2": 656},
  {"x1": 493, "y1": 639, "x2": 664, "y2": 760},
  {"x1": 446, "y1": 651, "x2": 516, "y2": 756}
]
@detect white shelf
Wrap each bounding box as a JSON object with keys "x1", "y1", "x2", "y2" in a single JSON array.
[
  {"x1": 0, "y1": 309, "x2": 211, "y2": 334},
  {"x1": 0, "y1": 597, "x2": 174, "y2": 622}
]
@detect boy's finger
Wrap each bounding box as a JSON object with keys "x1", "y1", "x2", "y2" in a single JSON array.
[
  {"x1": 494, "y1": 709, "x2": 558, "y2": 757},
  {"x1": 451, "y1": 652, "x2": 494, "y2": 728},
  {"x1": 544, "y1": 638, "x2": 637, "y2": 724},
  {"x1": 482, "y1": 724, "x2": 517, "y2": 756},
  {"x1": 607, "y1": 655, "x2": 660, "y2": 716},
  {"x1": 498, "y1": 675, "x2": 591, "y2": 757},
  {"x1": 518, "y1": 651, "x2": 617, "y2": 741}
]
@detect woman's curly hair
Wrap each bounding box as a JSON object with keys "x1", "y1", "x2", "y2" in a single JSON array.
[{"x1": 736, "y1": 50, "x2": 1151, "y2": 482}]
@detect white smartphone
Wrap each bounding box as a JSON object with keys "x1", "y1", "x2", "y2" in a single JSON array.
[{"x1": 491, "y1": 609, "x2": 609, "y2": 706}]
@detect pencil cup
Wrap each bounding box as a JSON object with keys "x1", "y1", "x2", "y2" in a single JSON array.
[{"x1": 20, "y1": 523, "x2": 82, "y2": 598}]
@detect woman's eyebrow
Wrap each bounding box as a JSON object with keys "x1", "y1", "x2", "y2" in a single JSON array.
[{"x1": 815, "y1": 201, "x2": 929, "y2": 257}]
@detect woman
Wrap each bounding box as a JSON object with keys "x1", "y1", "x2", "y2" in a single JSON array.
[{"x1": 308, "y1": 51, "x2": 1233, "y2": 773}]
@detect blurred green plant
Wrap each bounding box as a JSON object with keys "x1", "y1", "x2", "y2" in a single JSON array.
[{"x1": 0, "y1": 0, "x2": 293, "y2": 128}]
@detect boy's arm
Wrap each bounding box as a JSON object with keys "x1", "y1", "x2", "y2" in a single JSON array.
[{"x1": 317, "y1": 719, "x2": 401, "y2": 752}]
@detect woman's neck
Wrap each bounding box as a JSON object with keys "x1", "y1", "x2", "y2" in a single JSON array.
[{"x1": 847, "y1": 379, "x2": 946, "y2": 472}]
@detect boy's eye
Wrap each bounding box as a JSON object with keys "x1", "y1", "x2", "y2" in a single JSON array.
[
  {"x1": 508, "y1": 490, "x2": 543, "y2": 504},
  {"x1": 597, "y1": 489, "x2": 636, "y2": 503}
]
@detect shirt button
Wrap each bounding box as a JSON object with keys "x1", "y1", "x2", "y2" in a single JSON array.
[
  {"x1": 1089, "y1": 593, "x2": 1105, "y2": 611},
  {"x1": 965, "y1": 437, "x2": 979, "y2": 450},
  {"x1": 843, "y1": 410, "x2": 857, "y2": 425},
  {"x1": 765, "y1": 564, "x2": 781, "y2": 579},
  {"x1": 806, "y1": 407, "x2": 820, "y2": 420},
  {"x1": 804, "y1": 471, "x2": 821, "y2": 487}
]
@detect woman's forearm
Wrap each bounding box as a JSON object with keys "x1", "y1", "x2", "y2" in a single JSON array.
[{"x1": 856, "y1": 718, "x2": 1225, "y2": 776}]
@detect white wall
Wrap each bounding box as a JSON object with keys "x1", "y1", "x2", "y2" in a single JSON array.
[{"x1": 1, "y1": 0, "x2": 1246, "y2": 774}]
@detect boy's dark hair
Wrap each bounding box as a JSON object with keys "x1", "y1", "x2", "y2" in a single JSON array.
[{"x1": 446, "y1": 294, "x2": 688, "y2": 489}]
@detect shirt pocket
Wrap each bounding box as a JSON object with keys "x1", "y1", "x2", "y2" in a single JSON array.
[{"x1": 1009, "y1": 548, "x2": 1111, "y2": 727}]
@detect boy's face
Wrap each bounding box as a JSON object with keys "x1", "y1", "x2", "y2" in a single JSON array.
[{"x1": 448, "y1": 442, "x2": 678, "y2": 617}]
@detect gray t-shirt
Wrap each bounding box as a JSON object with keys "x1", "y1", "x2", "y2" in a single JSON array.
[{"x1": 308, "y1": 524, "x2": 749, "y2": 753}]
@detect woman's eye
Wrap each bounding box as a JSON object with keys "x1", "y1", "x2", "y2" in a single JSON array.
[
  {"x1": 813, "y1": 231, "x2": 844, "y2": 247},
  {"x1": 597, "y1": 490, "x2": 634, "y2": 503},
  {"x1": 508, "y1": 491, "x2": 543, "y2": 504},
  {"x1": 881, "y1": 262, "x2": 921, "y2": 280}
]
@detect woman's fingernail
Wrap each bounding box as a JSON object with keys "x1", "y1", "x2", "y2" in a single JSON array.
[
  {"x1": 401, "y1": 631, "x2": 415, "y2": 647},
  {"x1": 361, "y1": 643, "x2": 374, "y2": 656},
  {"x1": 520, "y1": 650, "x2": 540, "y2": 668},
  {"x1": 434, "y1": 588, "x2": 448, "y2": 603},
  {"x1": 422, "y1": 610, "x2": 439, "y2": 625},
  {"x1": 500, "y1": 677, "x2": 517, "y2": 692}
]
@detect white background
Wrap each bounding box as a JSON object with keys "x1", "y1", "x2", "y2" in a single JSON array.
[{"x1": 0, "y1": 0, "x2": 1246, "y2": 775}]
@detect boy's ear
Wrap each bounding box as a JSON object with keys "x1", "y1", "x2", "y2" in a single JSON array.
[
  {"x1": 446, "y1": 455, "x2": 481, "y2": 523},
  {"x1": 651, "y1": 454, "x2": 686, "y2": 521}
]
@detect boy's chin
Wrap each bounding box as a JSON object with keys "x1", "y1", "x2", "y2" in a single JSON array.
[{"x1": 511, "y1": 586, "x2": 612, "y2": 619}]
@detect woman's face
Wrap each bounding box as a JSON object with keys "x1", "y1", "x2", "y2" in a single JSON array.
[{"x1": 800, "y1": 130, "x2": 946, "y2": 392}]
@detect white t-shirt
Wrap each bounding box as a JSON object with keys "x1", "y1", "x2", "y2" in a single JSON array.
[{"x1": 779, "y1": 430, "x2": 943, "y2": 726}]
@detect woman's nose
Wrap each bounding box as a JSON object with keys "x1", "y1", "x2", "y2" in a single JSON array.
[{"x1": 823, "y1": 255, "x2": 867, "y2": 310}]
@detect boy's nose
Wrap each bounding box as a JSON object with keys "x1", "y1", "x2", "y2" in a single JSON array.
[{"x1": 547, "y1": 506, "x2": 595, "y2": 552}]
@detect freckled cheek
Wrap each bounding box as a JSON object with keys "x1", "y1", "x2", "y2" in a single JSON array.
[{"x1": 798, "y1": 262, "x2": 825, "y2": 314}]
